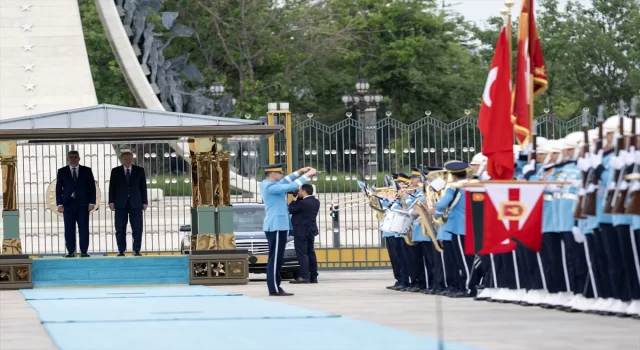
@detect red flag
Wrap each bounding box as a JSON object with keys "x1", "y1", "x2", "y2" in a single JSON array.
[
  {"x1": 482, "y1": 183, "x2": 545, "y2": 253},
  {"x1": 465, "y1": 188, "x2": 517, "y2": 255},
  {"x1": 478, "y1": 26, "x2": 514, "y2": 180},
  {"x1": 513, "y1": 0, "x2": 548, "y2": 145}
]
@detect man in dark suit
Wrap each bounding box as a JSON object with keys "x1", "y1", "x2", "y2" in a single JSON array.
[
  {"x1": 108, "y1": 151, "x2": 148, "y2": 256},
  {"x1": 56, "y1": 150, "x2": 96, "y2": 258},
  {"x1": 288, "y1": 184, "x2": 320, "y2": 284}
]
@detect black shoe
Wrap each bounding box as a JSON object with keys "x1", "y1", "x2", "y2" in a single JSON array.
[
  {"x1": 117, "y1": 253, "x2": 125, "y2": 257},
  {"x1": 80, "y1": 253, "x2": 90, "y2": 258},
  {"x1": 134, "y1": 252, "x2": 142, "y2": 256},
  {"x1": 289, "y1": 278, "x2": 310, "y2": 284},
  {"x1": 310, "y1": 280, "x2": 318, "y2": 284},
  {"x1": 409, "y1": 287, "x2": 422, "y2": 293},
  {"x1": 277, "y1": 289, "x2": 294, "y2": 296},
  {"x1": 64, "y1": 253, "x2": 75, "y2": 258}
]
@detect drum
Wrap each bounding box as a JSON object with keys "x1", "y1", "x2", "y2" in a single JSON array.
[{"x1": 379, "y1": 209, "x2": 413, "y2": 235}]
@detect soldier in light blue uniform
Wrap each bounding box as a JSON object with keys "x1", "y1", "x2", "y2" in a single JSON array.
[
  {"x1": 429, "y1": 161, "x2": 473, "y2": 297},
  {"x1": 554, "y1": 137, "x2": 589, "y2": 310},
  {"x1": 593, "y1": 116, "x2": 626, "y2": 314},
  {"x1": 383, "y1": 173, "x2": 413, "y2": 291},
  {"x1": 259, "y1": 163, "x2": 313, "y2": 296},
  {"x1": 524, "y1": 141, "x2": 561, "y2": 305},
  {"x1": 404, "y1": 168, "x2": 431, "y2": 292}
]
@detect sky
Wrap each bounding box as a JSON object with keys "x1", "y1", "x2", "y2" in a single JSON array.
[{"x1": 450, "y1": 0, "x2": 591, "y2": 25}]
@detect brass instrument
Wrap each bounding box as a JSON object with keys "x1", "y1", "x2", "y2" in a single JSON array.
[{"x1": 415, "y1": 169, "x2": 450, "y2": 252}]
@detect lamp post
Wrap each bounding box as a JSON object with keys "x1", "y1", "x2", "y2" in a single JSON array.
[
  {"x1": 209, "y1": 82, "x2": 237, "y2": 116},
  {"x1": 341, "y1": 76, "x2": 384, "y2": 177}
]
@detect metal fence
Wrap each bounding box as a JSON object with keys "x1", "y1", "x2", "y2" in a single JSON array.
[{"x1": 2, "y1": 112, "x2": 595, "y2": 255}]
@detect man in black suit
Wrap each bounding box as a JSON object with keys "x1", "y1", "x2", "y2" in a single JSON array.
[
  {"x1": 288, "y1": 184, "x2": 320, "y2": 284},
  {"x1": 56, "y1": 150, "x2": 96, "y2": 258},
  {"x1": 108, "y1": 151, "x2": 148, "y2": 256}
]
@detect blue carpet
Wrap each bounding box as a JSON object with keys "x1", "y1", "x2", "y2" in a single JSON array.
[
  {"x1": 25, "y1": 286, "x2": 482, "y2": 350},
  {"x1": 32, "y1": 256, "x2": 189, "y2": 287},
  {"x1": 44, "y1": 318, "x2": 481, "y2": 350},
  {"x1": 21, "y1": 286, "x2": 238, "y2": 300},
  {"x1": 28, "y1": 296, "x2": 337, "y2": 323}
]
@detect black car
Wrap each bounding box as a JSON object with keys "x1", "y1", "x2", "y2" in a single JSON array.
[{"x1": 180, "y1": 203, "x2": 300, "y2": 279}]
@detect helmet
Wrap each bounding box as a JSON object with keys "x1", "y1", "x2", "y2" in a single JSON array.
[{"x1": 470, "y1": 153, "x2": 488, "y2": 165}]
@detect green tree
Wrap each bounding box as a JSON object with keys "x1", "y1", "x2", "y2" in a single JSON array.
[{"x1": 78, "y1": 0, "x2": 134, "y2": 106}]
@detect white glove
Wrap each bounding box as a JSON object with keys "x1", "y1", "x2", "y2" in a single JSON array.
[
  {"x1": 630, "y1": 180, "x2": 640, "y2": 192},
  {"x1": 522, "y1": 159, "x2": 535, "y2": 175},
  {"x1": 626, "y1": 147, "x2": 637, "y2": 165},
  {"x1": 610, "y1": 155, "x2": 625, "y2": 170},
  {"x1": 572, "y1": 226, "x2": 585, "y2": 244},
  {"x1": 479, "y1": 171, "x2": 491, "y2": 181},
  {"x1": 577, "y1": 155, "x2": 591, "y2": 172},
  {"x1": 634, "y1": 150, "x2": 640, "y2": 165},
  {"x1": 618, "y1": 181, "x2": 629, "y2": 191},
  {"x1": 590, "y1": 149, "x2": 604, "y2": 168},
  {"x1": 545, "y1": 185, "x2": 561, "y2": 193}
]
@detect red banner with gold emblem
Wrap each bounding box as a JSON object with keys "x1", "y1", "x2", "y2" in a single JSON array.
[
  {"x1": 464, "y1": 187, "x2": 517, "y2": 255},
  {"x1": 481, "y1": 183, "x2": 546, "y2": 253}
]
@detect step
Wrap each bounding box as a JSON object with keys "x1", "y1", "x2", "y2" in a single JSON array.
[{"x1": 32, "y1": 256, "x2": 189, "y2": 287}]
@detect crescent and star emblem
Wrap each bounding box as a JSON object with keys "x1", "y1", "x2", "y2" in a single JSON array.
[
  {"x1": 482, "y1": 67, "x2": 498, "y2": 107},
  {"x1": 46, "y1": 179, "x2": 101, "y2": 217}
]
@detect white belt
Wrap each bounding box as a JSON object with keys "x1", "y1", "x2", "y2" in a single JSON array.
[
  {"x1": 543, "y1": 194, "x2": 553, "y2": 201},
  {"x1": 552, "y1": 193, "x2": 578, "y2": 200}
]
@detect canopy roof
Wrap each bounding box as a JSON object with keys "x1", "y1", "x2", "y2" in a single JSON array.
[{"x1": 0, "y1": 104, "x2": 282, "y2": 141}]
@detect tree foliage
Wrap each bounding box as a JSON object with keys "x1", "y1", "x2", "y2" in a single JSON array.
[
  {"x1": 78, "y1": 0, "x2": 640, "y2": 121},
  {"x1": 78, "y1": 0, "x2": 134, "y2": 106}
]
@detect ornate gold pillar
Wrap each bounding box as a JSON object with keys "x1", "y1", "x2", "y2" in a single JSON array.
[
  {"x1": 212, "y1": 137, "x2": 235, "y2": 250},
  {"x1": 1, "y1": 141, "x2": 21, "y2": 254},
  {"x1": 189, "y1": 137, "x2": 218, "y2": 250}
]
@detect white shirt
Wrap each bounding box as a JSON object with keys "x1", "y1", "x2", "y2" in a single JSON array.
[{"x1": 124, "y1": 166, "x2": 132, "y2": 174}]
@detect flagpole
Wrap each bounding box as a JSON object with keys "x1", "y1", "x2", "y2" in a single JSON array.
[
  {"x1": 528, "y1": 0, "x2": 535, "y2": 145},
  {"x1": 502, "y1": 0, "x2": 514, "y2": 143}
]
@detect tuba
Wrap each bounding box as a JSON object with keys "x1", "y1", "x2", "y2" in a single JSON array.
[{"x1": 416, "y1": 169, "x2": 449, "y2": 252}]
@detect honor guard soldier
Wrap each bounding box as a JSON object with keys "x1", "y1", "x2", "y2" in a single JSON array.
[
  {"x1": 259, "y1": 163, "x2": 316, "y2": 296},
  {"x1": 592, "y1": 115, "x2": 626, "y2": 314},
  {"x1": 553, "y1": 136, "x2": 589, "y2": 311},
  {"x1": 429, "y1": 161, "x2": 473, "y2": 297},
  {"x1": 470, "y1": 153, "x2": 489, "y2": 180}
]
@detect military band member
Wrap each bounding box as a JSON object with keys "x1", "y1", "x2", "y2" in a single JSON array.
[
  {"x1": 381, "y1": 175, "x2": 408, "y2": 291},
  {"x1": 260, "y1": 163, "x2": 315, "y2": 296},
  {"x1": 403, "y1": 168, "x2": 431, "y2": 292},
  {"x1": 428, "y1": 161, "x2": 474, "y2": 297}
]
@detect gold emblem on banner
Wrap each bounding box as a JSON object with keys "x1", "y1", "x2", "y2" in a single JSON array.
[
  {"x1": 46, "y1": 179, "x2": 101, "y2": 217},
  {"x1": 498, "y1": 201, "x2": 526, "y2": 220}
]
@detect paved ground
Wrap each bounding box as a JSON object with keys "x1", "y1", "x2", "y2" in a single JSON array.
[
  {"x1": 0, "y1": 290, "x2": 57, "y2": 350},
  {"x1": 1, "y1": 270, "x2": 639, "y2": 350},
  {"x1": 221, "y1": 270, "x2": 640, "y2": 350}
]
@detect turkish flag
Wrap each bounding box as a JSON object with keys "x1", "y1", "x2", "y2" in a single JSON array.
[
  {"x1": 478, "y1": 26, "x2": 514, "y2": 180},
  {"x1": 513, "y1": 0, "x2": 548, "y2": 144},
  {"x1": 465, "y1": 187, "x2": 517, "y2": 255},
  {"x1": 482, "y1": 183, "x2": 546, "y2": 253}
]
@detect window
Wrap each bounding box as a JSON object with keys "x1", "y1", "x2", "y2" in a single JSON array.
[{"x1": 233, "y1": 207, "x2": 265, "y2": 232}]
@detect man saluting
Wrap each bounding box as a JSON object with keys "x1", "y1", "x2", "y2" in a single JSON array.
[{"x1": 260, "y1": 163, "x2": 316, "y2": 296}]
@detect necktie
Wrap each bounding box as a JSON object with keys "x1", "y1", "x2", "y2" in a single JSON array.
[
  {"x1": 72, "y1": 167, "x2": 77, "y2": 181},
  {"x1": 126, "y1": 168, "x2": 131, "y2": 184}
]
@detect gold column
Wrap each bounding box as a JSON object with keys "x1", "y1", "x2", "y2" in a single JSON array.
[
  {"x1": 191, "y1": 138, "x2": 218, "y2": 250},
  {"x1": 213, "y1": 137, "x2": 235, "y2": 250},
  {"x1": 1, "y1": 141, "x2": 21, "y2": 254}
]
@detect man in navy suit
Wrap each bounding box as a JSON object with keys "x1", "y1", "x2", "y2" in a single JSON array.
[
  {"x1": 56, "y1": 150, "x2": 96, "y2": 258},
  {"x1": 109, "y1": 151, "x2": 148, "y2": 256},
  {"x1": 288, "y1": 184, "x2": 320, "y2": 284}
]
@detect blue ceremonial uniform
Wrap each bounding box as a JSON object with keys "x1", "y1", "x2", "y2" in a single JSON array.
[
  {"x1": 435, "y1": 161, "x2": 472, "y2": 294},
  {"x1": 555, "y1": 161, "x2": 589, "y2": 294},
  {"x1": 434, "y1": 187, "x2": 465, "y2": 236},
  {"x1": 259, "y1": 164, "x2": 309, "y2": 295}
]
